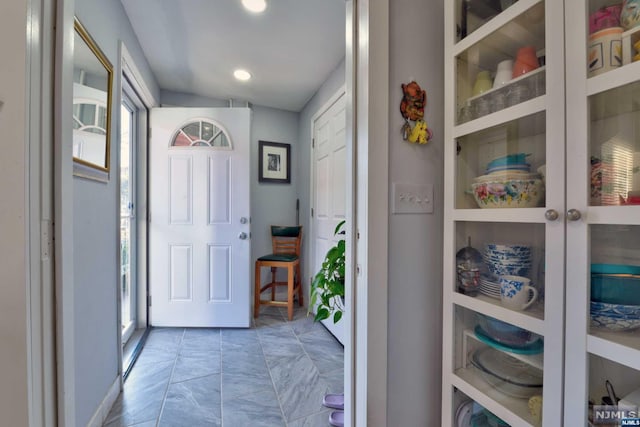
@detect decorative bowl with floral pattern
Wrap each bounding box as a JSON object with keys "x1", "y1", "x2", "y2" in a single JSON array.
[{"x1": 471, "y1": 179, "x2": 545, "y2": 209}]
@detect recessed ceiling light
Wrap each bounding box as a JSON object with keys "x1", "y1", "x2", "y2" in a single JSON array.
[
  {"x1": 233, "y1": 69, "x2": 252, "y2": 81},
  {"x1": 242, "y1": 0, "x2": 267, "y2": 13}
]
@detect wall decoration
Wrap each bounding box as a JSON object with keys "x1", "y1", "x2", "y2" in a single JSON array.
[
  {"x1": 72, "y1": 17, "x2": 114, "y2": 182},
  {"x1": 400, "y1": 80, "x2": 433, "y2": 145},
  {"x1": 259, "y1": 140, "x2": 291, "y2": 183}
]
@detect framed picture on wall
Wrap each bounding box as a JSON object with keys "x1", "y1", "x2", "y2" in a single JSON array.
[{"x1": 258, "y1": 140, "x2": 291, "y2": 183}]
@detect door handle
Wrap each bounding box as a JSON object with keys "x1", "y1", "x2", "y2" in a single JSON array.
[
  {"x1": 545, "y1": 209, "x2": 559, "y2": 221},
  {"x1": 240, "y1": 217, "x2": 249, "y2": 224},
  {"x1": 238, "y1": 232, "x2": 248, "y2": 240},
  {"x1": 567, "y1": 209, "x2": 582, "y2": 221}
]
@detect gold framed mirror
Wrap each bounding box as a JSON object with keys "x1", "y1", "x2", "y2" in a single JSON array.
[{"x1": 72, "y1": 17, "x2": 113, "y2": 180}]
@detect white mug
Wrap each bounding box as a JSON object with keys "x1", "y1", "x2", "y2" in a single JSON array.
[
  {"x1": 499, "y1": 275, "x2": 538, "y2": 311},
  {"x1": 493, "y1": 59, "x2": 513, "y2": 88}
]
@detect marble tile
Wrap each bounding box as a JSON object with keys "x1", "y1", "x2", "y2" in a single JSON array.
[
  {"x1": 221, "y1": 345, "x2": 269, "y2": 376},
  {"x1": 178, "y1": 338, "x2": 220, "y2": 358},
  {"x1": 298, "y1": 330, "x2": 343, "y2": 374},
  {"x1": 104, "y1": 360, "x2": 174, "y2": 426},
  {"x1": 254, "y1": 312, "x2": 288, "y2": 329},
  {"x1": 268, "y1": 353, "x2": 329, "y2": 421},
  {"x1": 182, "y1": 328, "x2": 220, "y2": 345},
  {"x1": 290, "y1": 314, "x2": 325, "y2": 337},
  {"x1": 143, "y1": 328, "x2": 184, "y2": 354},
  {"x1": 287, "y1": 409, "x2": 333, "y2": 427},
  {"x1": 171, "y1": 353, "x2": 221, "y2": 383},
  {"x1": 158, "y1": 374, "x2": 221, "y2": 427},
  {"x1": 319, "y1": 369, "x2": 344, "y2": 395},
  {"x1": 222, "y1": 388, "x2": 285, "y2": 427},
  {"x1": 104, "y1": 417, "x2": 157, "y2": 427},
  {"x1": 221, "y1": 370, "x2": 274, "y2": 399},
  {"x1": 261, "y1": 339, "x2": 304, "y2": 361},
  {"x1": 220, "y1": 328, "x2": 259, "y2": 349}
]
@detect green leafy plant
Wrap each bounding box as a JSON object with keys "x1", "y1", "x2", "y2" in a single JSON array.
[{"x1": 310, "y1": 220, "x2": 345, "y2": 323}]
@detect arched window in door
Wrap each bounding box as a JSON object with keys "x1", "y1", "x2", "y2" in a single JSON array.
[{"x1": 171, "y1": 119, "x2": 232, "y2": 148}]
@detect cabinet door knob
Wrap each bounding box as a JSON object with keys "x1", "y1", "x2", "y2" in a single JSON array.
[
  {"x1": 545, "y1": 209, "x2": 559, "y2": 221},
  {"x1": 567, "y1": 209, "x2": 582, "y2": 221}
]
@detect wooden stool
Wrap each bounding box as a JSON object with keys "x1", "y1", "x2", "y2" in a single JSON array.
[{"x1": 254, "y1": 226, "x2": 303, "y2": 321}]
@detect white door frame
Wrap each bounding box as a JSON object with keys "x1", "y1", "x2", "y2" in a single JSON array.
[
  {"x1": 25, "y1": 0, "x2": 57, "y2": 425},
  {"x1": 350, "y1": 0, "x2": 389, "y2": 425},
  {"x1": 116, "y1": 42, "x2": 157, "y2": 382},
  {"x1": 44, "y1": 0, "x2": 391, "y2": 425}
]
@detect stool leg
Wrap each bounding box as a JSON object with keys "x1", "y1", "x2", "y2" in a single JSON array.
[
  {"x1": 296, "y1": 263, "x2": 303, "y2": 306},
  {"x1": 287, "y1": 265, "x2": 294, "y2": 321},
  {"x1": 270, "y1": 267, "x2": 277, "y2": 301},
  {"x1": 254, "y1": 263, "x2": 261, "y2": 318}
]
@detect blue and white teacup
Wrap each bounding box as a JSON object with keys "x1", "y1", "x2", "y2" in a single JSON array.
[{"x1": 499, "y1": 275, "x2": 538, "y2": 311}]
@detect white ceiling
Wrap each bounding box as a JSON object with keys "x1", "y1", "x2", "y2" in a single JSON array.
[{"x1": 120, "y1": 0, "x2": 346, "y2": 112}]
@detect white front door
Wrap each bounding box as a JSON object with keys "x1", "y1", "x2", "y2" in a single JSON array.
[
  {"x1": 149, "y1": 108, "x2": 251, "y2": 327},
  {"x1": 312, "y1": 92, "x2": 347, "y2": 343}
]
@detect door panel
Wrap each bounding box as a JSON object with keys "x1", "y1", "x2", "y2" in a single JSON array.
[
  {"x1": 209, "y1": 245, "x2": 231, "y2": 302},
  {"x1": 208, "y1": 156, "x2": 231, "y2": 224},
  {"x1": 312, "y1": 93, "x2": 347, "y2": 343},
  {"x1": 150, "y1": 108, "x2": 251, "y2": 327},
  {"x1": 169, "y1": 156, "x2": 193, "y2": 224}
]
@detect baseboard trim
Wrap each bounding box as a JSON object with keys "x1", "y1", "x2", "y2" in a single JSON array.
[{"x1": 87, "y1": 376, "x2": 121, "y2": 427}]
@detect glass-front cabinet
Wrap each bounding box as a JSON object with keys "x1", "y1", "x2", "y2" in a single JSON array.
[
  {"x1": 443, "y1": 0, "x2": 565, "y2": 425},
  {"x1": 564, "y1": 0, "x2": 640, "y2": 425},
  {"x1": 445, "y1": 0, "x2": 640, "y2": 425}
]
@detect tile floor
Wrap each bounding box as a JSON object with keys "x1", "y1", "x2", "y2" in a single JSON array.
[{"x1": 104, "y1": 306, "x2": 344, "y2": 427}]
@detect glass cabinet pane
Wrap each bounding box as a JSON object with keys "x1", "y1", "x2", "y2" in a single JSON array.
[
  {"x1": 588, "y1": 356, "x2": 640, "y2": 424},
  {"x1": 456, "y1": 112, "x2": 546, "y2": 209},
  {"x1": 456, "y1": 2, "x2": 546, "y2": 124},
  {"x1": 586, "y1": 0, "x2": 640, "y2": 79},
  {"x1": 589, "y1": 82, "x2": 640, "y2": 206},
  {"x1": 452, "y1": 304, "x2": 544, "y2": 424},
  {"x1": 589, "y1": 225, "x2": 640, "y2": 337},
  {"x1": 455, "y1": 221, "x2": 546, "y2": 315}
]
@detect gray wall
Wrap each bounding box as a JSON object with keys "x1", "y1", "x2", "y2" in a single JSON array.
[
  {"x1": 73, "y1": 1, "x2": 159, "y2": 425},
  {"x1": 387, "y1": 0, "x2": 444, "y2": 424},
  {"x1": 158, "y1": 92, "x2": 300, "y2": 289},
  {"x1": 0, "y1": 0, "x2": 30, "y2": 424},
  {"x1": 297, "y1": 59, "x2": 346, "y2": 298}
]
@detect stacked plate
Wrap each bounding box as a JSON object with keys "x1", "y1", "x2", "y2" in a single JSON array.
[
  {"x1": 483, "y1": 243, "x2": 532, "y2": 278},
  {"x1": 471, "y1": 347, "x2": 543, "y2": 399},
  {"x1": 479, "y1": 275, "x2": 501, "y2": 299}
]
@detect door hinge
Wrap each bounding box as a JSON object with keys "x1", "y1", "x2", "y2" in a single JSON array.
[
  {"x1": 312, "y1": 138, "x2": 315, "y2": 148},
  {"x1": 147, "y1": 295, "x2": 152, "y2": 307},
  {"x1": 41, "y1": 220, "x2": 53, "y2": 260},
  {"x1": 311, "y1": 208, "x2": 314, "y2": 217}
]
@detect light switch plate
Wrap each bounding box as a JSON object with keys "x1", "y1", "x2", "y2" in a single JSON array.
[{"x1": 392, "y1": 182, "x2": 434, "y2": 214}]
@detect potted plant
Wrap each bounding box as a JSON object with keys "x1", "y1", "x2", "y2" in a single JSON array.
[{"x1": 310, "y1": 220, "x2": 345, "y2": 323}]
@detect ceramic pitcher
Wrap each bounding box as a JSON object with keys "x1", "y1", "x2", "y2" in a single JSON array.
[{"x1": 621, "y1": 0, "x2": 640, "y2": 31}]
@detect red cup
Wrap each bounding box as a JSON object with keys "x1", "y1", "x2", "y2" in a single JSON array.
[{"x1": 512, "y1": 46, "x2": 539, "y2": 78}]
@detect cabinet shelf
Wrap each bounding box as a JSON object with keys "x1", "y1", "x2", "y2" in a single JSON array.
[
  {"x1": 454, "y1": 0, "x2": 544, "y2": 62},
  {"x1": 453, "y1": 207, "x2": 547, "y2": 223},
  {"x1": 451, "y1": 368, "x2": 540, "y2": 427},
  {"x1": 585, "y1": 206, "x2": 640, "y2": 226},
  {"x1": 453, "y1": 292, "x2": 545, "y2": 335},
  {"x1": 463, "y1": 328, "x2": 544, "y2": 369},
  {"x1": 588, "y1": 331, "x2": 640, "y2": 372},
  {"x1": 454, "y1": 96, "x2": 546, "y2": 138},
  {"x1": 588, "y1": 56, "x2": 640, "y2": 98}
]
